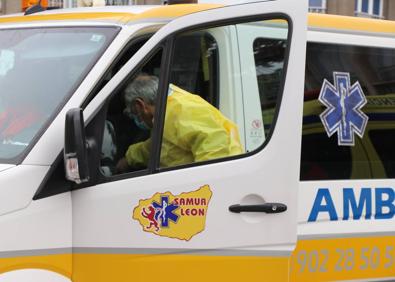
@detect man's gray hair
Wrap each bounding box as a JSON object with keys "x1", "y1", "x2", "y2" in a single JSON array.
[{"x1": 124, "y1": 74, "x2": 159, "y2": 106}]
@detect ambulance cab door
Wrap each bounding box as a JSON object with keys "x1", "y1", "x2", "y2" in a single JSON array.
[{"x1": 72, "y1": 1, "x2": 307, "y2": 281}]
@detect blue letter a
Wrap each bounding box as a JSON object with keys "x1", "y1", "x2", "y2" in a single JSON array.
[{"x1": 308, "y1": 188, "x2": 338, "y2": 222}]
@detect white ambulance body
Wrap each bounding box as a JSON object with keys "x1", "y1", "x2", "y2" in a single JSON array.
[{"x1": 0, "y1": 1, "x2": 394, "y2": 281}]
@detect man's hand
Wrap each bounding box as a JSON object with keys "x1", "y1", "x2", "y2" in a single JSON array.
[{"x1": 116, "y1": 157, "x2": 130, "y2": 173}]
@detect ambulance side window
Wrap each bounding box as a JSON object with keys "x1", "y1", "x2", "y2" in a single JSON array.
[
  {"x1": 301, "y1": 43, "x2": 395, "y2": 180},
  {"x1": 86, "y1": 35, "x2": 152, "y2": 105},
  {"x1": 100, "y1": 49, "x2": 163, "y2": 176},
  {"x1": 99, "y1": 33, "x2": 220, "y2": 176},
  {"x1": 369, "y1": 129, "x2": 395, "y2": 178},
  {"x1": 169, "y1": 32, "x2": 218, "y2": 107},
  {"x1": 252, "y1": 37, "x2": 287, "y2": 150},
  {"x1": 34, "y1": 35, "x2": 155, "y2": 198},
  {"x1": 97, "y1": 18, "x2": 290, "y2": 177},
  {"x1": 158, "y1": 19, "x2": 289, "y2": 169}
]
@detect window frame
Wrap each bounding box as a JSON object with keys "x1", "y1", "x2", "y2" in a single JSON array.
[
  {"x1": 308, "y1": 0, "x2": 327, "y2": 13},
  {"x1": 301, "y1": 41, "x2": 395, "y2": 181},
  {"x1": 154, "y1": 14, "x2": 293, "y2": 173},
  {"x1": 93, "y1": 44, "x2": 169, "y2": 183},
  {"x1": 355, "y1": 0, "x2": 384, "y2": 19}
]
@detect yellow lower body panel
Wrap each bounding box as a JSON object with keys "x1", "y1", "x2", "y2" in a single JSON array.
[
  {"x1": 72, "y1": 254, "x2": 289, "y2": 282},
  {"x1": 2, "y1": 236, "x2": 394, "y2": 282},
  {"x1": 0, "y1": 253, "x2": 289, "y2": 282},
  {"x1": 0, "y1": 253, "x2": 72, "y2": 278}
]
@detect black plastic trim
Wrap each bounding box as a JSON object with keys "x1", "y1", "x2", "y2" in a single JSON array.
[
  {"x1": 150, "y1": 38, "x2": 174, "y2": 173},
  {"x1": 33, "y1": 152, "x2": 71, "y2": 200},
  {"x1": 229, "y1": 203, "x2": 287, "y2": 214}
]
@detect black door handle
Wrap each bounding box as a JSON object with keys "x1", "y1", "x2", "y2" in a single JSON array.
[{"x1": 229, "y1": 203, "x2": 287, "y2": 214}]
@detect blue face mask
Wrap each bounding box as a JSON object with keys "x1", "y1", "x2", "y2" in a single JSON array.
[{"x1": 132, "y1": 115, "x2": 150, "y2": 131}]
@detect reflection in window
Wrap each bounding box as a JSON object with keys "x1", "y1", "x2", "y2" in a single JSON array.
[
  {"x1": 301, "y1": 133, "x2": 352, "y2": 180},
  {"x1": 160, "y1": 28, "x2": 240, "y2": 168},
  {"x1": 169, "y1": 32, "x2": 218, "y2": 107},
  {"x1": 0, "y1": 27, "x2": 117, "y2": 162},
  {"x1": 253, "y1": 38, "x2": 287, "y2": 136},
  {"x1": 369, "y1": 130, "x2": 395, "y2": 178},
  {"x1": 301, "y1": 43, "x2": 395, "y2": 180},
  {"x1": 158, "y1": 19, "x2": 289, "y2": 169}
]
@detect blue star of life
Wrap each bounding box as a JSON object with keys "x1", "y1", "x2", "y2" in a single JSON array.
[
  {"x1": 153, "y1": 196, "x2": 179, "y2": 227},
  {"x1": 318, "y1": 72, "x2": 368, "y2": 146}
]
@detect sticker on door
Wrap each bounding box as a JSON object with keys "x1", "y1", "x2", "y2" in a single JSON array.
[{"x1": 133, "y1": 185, "x2": 212, "y2": 241}]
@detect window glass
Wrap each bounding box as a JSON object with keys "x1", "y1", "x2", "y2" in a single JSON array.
[
  {"x1": 302, "y1": 43, "x2": 395, "y2": 180},
  {"x1": 362, "y1": 0, "x2": 369, "y2": 12},
  {"x1": 88, "y1": 36, "x2": 151, "y2": 105},
  {"x1": 104, "y1": 18, "x2": 289, "y2": 175},
  {"x1": 158, "y1": 19, "x2": 288, "y2": 169},
  {"x1": 301, "y1": 133, "x2": 352, "y2": 180},
  {"x1": 169, "y1": 32, "x2": 218, "y2": 107},
  {"x1": 308, "y1": 0, "x2": 326, "y2": 12},
  {"x1": 253, "y1": 37, "x2": 287, "y2": 140},
  {"x1": 355, "y1": 0, "x2": 382, "y2": 17},
  {"x1": 309, "y1": 0, "x2": 323, "y2": 7},
  {"x1": 373, "y1": 0, "x2": 381, "y2": 15},
  {"x1": 369, "y1": 130, "x2": 395, "y2": 178},
  {"x1": 101, "y1": 49, "x2": 162, "y2": 176},
  {"x1": 0, "y1": 27, "x2": 117, "y2": 163}
]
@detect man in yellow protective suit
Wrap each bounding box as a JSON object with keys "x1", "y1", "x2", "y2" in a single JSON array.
[{"x1": 116, "y1": 74, "x2": 243, "y2": 172}]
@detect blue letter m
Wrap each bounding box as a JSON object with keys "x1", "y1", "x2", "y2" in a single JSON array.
[{"x1": 343, "y1": 188, "x2": 372, "y2": 220}]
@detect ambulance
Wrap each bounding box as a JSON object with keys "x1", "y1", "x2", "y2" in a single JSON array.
[{"x1": 0, "y1": 0, "x2": 394, "y2": 281}]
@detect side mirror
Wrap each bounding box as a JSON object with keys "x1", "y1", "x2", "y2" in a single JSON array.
[{"x1": 64, "y1": 108, "x2": 90, "y2": 184}]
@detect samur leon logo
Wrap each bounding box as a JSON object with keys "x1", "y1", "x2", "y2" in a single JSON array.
[{"x1": 132, "y1": 185, "x2": 212, "y2": 241}]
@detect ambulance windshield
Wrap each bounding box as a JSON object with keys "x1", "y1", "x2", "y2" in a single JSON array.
[{"x1": 0, "y1": 26, "x2": 118, "y2": 163}]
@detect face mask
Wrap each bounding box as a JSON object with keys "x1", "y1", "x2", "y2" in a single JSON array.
[{"x1": 132, "y1": 114, "x2": 150, "y2": 131}]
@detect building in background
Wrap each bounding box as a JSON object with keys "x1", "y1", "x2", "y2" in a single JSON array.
[
  {"x1": 0, "y1": 0, "x2": 136, "y2": 14},
  {"x1": 77, "y1": 0, "x2": 104, "y2": 6},
  {"x1": 309, "y1": 0, "x2": 395, "y2": 20},
  {"x1": 0, "y1": 0, "x2": 394, "y2": 20}
]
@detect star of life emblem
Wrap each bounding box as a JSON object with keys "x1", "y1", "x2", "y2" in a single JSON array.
[{"x1": 318, "y1": 72, "x2": 368, "y2": 146}]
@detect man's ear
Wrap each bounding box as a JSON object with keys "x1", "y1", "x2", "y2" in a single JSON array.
[{"x1": 133, "y1": 98, "x2": 145, "y2": 112}]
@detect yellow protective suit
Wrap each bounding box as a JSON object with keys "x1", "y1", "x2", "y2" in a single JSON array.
[{"x1": 125, "y1": 84, "x2": 243, "y2": 168}]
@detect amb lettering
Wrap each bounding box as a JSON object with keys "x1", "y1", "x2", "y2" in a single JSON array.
[
  {"x1": 308, "y1": 188, "x2": 395, "y2": 222},
  {"x1": 173, "y1": 197, "x2": 207, "y2": 216}
]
